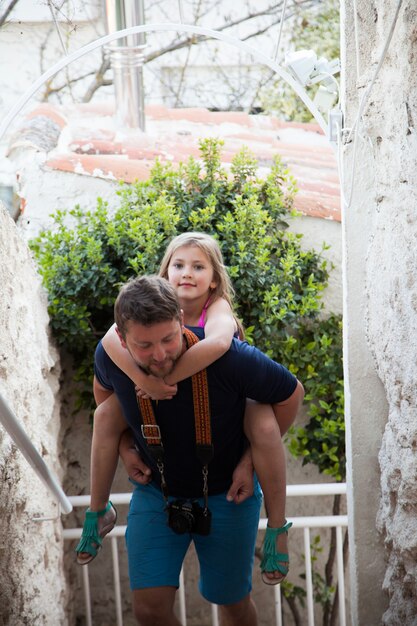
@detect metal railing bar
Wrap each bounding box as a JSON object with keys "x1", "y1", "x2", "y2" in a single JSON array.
[
  {"x1": 259, "y1": 515, "x2": 348, "y2": 529},
  {"x1": 304, "y1": 527, "x2": 315, "y2": 626},
  {"x1": 287, "y1": 483, "x2": 347, "y2": 496},
  {"x1": 63, "y1": 515, "x2": 348, "y2": 543},
  {"x1": 111, "y1": 536, "x2": 123, "y2": 626},
  {"x1": 68, "y1": 493, "x2": 133, "y2": 507},
  {"x1": 0, "y1": 393, "x2": 73, "y2": 514},
  {"x1": 336, "y1": 525, "x2": 347, "y2": 626},
  {"x1": 82, "y1": 563, "x2": 93, "y2": 626},
  {"x1": 274, "y1": 585, "x2": 282, "y2": 626},
  {"x1": 67, "y1": 484, "x2": 347, "y2": 509},
  {"x1": 211, "y1": 604, "x2": 219, "y2": 626},
  {"x1": 179, "y1": 568, "x2": 187, "y2": 625},
  {"x1": 64, "y1": 487, "x2": 348, "y2": 626}
]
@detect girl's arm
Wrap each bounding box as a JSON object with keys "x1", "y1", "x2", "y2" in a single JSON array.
[
  {"x1": 164, "y1": 298, "x2": 236, "y2": 385},
  {"x1": 102, "y1": 324, "x2": 177, "y2": 400}
]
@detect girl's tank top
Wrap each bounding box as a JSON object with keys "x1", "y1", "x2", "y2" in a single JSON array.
[
  {"x1": 197, "y1": 297, "x2": 241, "y2": 339},
  {"x1": 198, "y1": 298, "x2": 211, "y2": 328}
]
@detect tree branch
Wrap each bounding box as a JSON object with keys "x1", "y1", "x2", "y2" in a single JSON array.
[
  {"x1": 82, "y1": 55, "x2": 112, "y2": 103},
  {"x1": 0, "y1": 0, "x2": 20, "y2": 28},
  {"x1": 143, "y1": 0, "x2": 317, "y2": 64}
]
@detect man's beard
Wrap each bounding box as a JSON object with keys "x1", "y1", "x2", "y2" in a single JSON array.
[
  {"x1": 148, "y1": 359, "x2": 176, "y2": 378},
  {"x1": 135, "y1": 357, "x2": 176, "y2": 378}
]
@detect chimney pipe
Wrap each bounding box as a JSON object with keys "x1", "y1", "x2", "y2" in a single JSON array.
[{"x1": 105, "y1": 0, "x2": 146, "y2": 130}]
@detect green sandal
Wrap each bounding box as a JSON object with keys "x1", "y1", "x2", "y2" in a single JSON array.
[
  {"x1": 75, "y1": 501, "x2": 117, "y2": 566},
  {"x1": 260, "y1": 520, "x2": 292, "y2": 585}
]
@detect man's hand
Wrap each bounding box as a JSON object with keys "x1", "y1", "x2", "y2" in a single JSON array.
[
  {"x1": 135, "y1": 374, "x2": 177, "y2": 400},
  {"x1": 226, "y1": 448, "x2": 254, "y2": 504},
  {"x1": 119, "y1": 431, "x2": 152, "y2": 485}
]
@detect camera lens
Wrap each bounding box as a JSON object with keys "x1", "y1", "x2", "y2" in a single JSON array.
[
  {"x1": 168, "y1": 501, "x2": 196, "y2": 534},
  {"x1": 170, "y1": 510, "x2": 194, "y2": 534}
]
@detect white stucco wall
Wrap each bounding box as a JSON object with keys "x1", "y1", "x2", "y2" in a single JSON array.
[
  {"x1": 0, "y1": 204, "x2": 67, "y2": 625},
  {"x1": 343, "y1": 1, "x2": 416, "y2": 624},
  {"x1": 288, "y1": 214, "x2": 343, "y2": 317}
]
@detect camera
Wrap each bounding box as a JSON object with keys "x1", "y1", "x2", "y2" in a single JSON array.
[{"x1": 167, "y1": 499, "x2": 211, "y2": 535}]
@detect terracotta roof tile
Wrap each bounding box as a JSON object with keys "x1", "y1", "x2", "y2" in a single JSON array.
[
  {"x1": 25, "y1": 102, "x2": 68, "y2": 128},
  {"x1": 46, "y1": 154, "x2": 154, "y2": 183},
  {"x1": 15, "y1": 103, "x2": 341, "y2": 221}
]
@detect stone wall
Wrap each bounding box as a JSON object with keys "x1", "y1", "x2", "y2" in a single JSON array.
[
  {"x1": 0, "y1": 205, "x2": 67, "y2": 625},
  {"x1": 343, "y1": 1, "x2": 417, "y2": 624},
  {"x1": 367, "y1": 3, "x2": 417, "y2": 623}
]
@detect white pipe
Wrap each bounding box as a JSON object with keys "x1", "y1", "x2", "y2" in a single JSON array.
[
  {"x1": 0, "y1": 23, "x2": 329, "y2": 143},
  {"x1": 0, "y1": 393, "x2": 72, "y2": 514}
]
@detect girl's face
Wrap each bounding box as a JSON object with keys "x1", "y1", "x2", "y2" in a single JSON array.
[{"x1": 167, "y1": 245, "x2": 217, "y2": 301}]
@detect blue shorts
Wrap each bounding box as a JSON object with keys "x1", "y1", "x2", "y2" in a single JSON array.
[{"x1": 125, "y1": 480, "x2": 262, "y2": 605}]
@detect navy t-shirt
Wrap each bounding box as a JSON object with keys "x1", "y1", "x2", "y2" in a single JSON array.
[{"x1": 94, "y1": 327, "x2": 297, "y2": 498}]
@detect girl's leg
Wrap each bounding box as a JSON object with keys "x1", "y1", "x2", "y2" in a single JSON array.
[
  {"x1": 76, "y1": 394, "x2": 127, "y2": 563},
  {"x1": 244, "y1": 400, "x2": 289, "y2": 584},
  {"x1": 90, "y1": 393, "x2": 128, "y2": 511}
]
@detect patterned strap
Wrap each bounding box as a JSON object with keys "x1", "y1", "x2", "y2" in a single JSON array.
[{"x1": 138, "y1": 328, "x2": 213, "y2": 457}]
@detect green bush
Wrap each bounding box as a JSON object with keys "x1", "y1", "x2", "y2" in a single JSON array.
[{"x1": 30, "y1": 138, "x2": 344, "y2": 480}]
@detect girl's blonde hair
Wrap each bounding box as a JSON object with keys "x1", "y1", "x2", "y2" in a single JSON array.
[{"x1": 158, "y1": 232, "x2": 244, "y2": 336}]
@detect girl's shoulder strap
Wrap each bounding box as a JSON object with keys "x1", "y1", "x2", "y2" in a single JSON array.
[{"x1": 197, "y1": 297, "x2": 212, "y2": 328}]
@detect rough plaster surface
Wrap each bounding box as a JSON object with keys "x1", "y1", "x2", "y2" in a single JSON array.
[
  {"x1": 345, "y1": 1, "x2": 417, "y2": 624},
  {"x1": 0, "y1": 205, "x2": 67, "y2": 624}
]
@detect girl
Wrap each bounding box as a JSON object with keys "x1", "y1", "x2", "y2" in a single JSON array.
[{"x1": 76, "y1": 232, "x2": 295, "y2": 585}]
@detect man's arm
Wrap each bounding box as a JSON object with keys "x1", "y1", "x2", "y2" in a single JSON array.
[
  {"x1": 118, "y1": 429, "x2": 152, "y2": 485},
  {"x1": 226, "y1": 446, "x2": 254, "y2": 504}
]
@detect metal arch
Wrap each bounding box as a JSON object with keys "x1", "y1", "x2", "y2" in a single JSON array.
[{"x1": 0, "y1": 22, "x2": 329, "y2": 142}]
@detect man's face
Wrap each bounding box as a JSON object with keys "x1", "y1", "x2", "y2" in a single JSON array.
[{"x1": 117, "y1": 318, "x2": 184, "y2": 378}]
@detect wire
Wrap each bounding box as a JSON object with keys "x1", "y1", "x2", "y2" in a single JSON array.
[
  {"x1": 178, "y1": 0, "x2": 184, "y2": 24},
  {"x1": 335, "y1": 121, "x2": 348, "y2": 209},
  {"x1": 274, "y1": 0, "x2": 288, "y2": 61},
  {"x1": 47, "y1": 0, "x2": 68, "y2": 56},
  {"x1": 343, "y1": 0, "x2": 404, "y2": 208},
  {"x1": 352, "y1": 0, "x2": 361, "y2": 78},
  {"x1": 347, "y1": 0, "x2": 404, "y2": 144}
]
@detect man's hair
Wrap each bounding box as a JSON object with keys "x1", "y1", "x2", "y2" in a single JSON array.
[{"x1": 114, "y1": 275, "x2": 181, "y2": 339}]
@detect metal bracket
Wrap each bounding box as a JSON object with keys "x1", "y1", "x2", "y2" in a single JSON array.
[{"x1": 141, "y1": 424, "x2": 161, "y2": 440}]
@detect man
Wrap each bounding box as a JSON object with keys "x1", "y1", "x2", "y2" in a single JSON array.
[{"x1": 94, "y1": 275, "x2": 304, "y2": 626}]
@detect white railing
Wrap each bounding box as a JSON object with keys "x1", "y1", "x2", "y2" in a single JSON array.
[
  {"x1": 0, "y1": 393, "x2": 73, "y2": 514},
  {"x1": 63, "y1": 484, "x2": 348, "y2": 626}
]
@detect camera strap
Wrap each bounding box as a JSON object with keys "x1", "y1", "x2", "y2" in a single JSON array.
[{"x1": 138, "y1": 327, "x2": 214, "y2": 508}]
